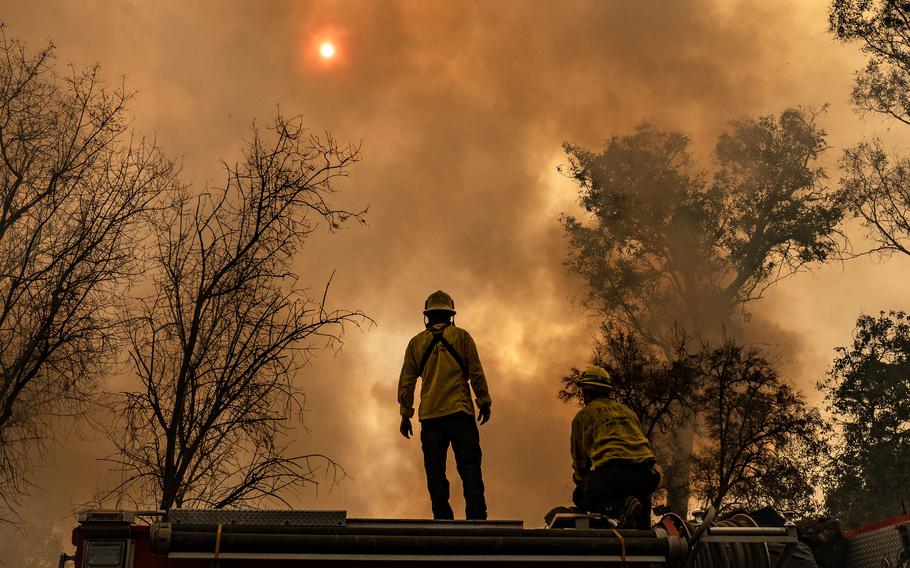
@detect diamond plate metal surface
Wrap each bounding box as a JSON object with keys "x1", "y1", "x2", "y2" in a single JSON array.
[
  {"x1": 845, "y1": 523, "x2": 903, "y2": 568},
  {"x1": 167, "y1": 509, "x2": 346, "y2": 526}
]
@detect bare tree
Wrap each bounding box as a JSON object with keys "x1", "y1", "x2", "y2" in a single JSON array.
[
  {"x1": 103, "y1": 114, "x2": 368, "y2": 510},
  {"x1": 0, "y1": 28, "x2": 176, "y2": 516}
]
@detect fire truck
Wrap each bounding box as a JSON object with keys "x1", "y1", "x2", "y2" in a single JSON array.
[
  {"x1": 61, "y1": 507, "x2": 910, "y2": 568},
  {"x1": 58, "y1": 507, "x2": 804, "y2": 568}
]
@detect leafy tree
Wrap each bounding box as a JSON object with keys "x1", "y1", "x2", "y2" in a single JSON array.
[
  {"x1": 103, "y1": 115, "x2": 368, "y2": 510},
  {"x1": 839, "y1": 141, "x2": 910, "y2": 257},
  {"x1": 561, "y1": 334, "x2": 825, "y2": 517},
  {"x1": 559, "y1": 327, "x2": 699, "y2": 439},
  {"x1": 830, "y1": 0, "x2": 910, "y2": 126},
  {"x1": 562, "y1": 108, "x2": 842, "y2": 515},
  {"x1": 831, "y1": 1, "x2": 910, "y2": 258},
  {"x1": 821, "y1": 311, "x2": 910, "y2": 528},
  {"x1": 561, "y1": 125, "x2": 711, "y2": 352},
  {"x1": 562, "y1": 109, "x2": 843, "y2": 353},
  {"x1": 692, "y1": 340, "x2": 826, "y2": 516},
  {"x1": 0, "y1": 28, "x2": 176, "y2": 517},
  {"x1": 825, "y1": 0, "x2": 910, "y2": 528}
]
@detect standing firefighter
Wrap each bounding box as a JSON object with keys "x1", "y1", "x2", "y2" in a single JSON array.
[
  {"x1": 398, "y1": 290, "x2": 493, "y2": 520},
  {"x1": 571, "y1": 365, "x2": 660, "y2": 529}
]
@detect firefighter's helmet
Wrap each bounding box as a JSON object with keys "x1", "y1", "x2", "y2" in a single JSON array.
[
  {"x1": 424, "y1": 290, "x2": 456, "y2": 315},
  {"x1": 577, "y1": 365, "x2": 613, "y2": 391}
]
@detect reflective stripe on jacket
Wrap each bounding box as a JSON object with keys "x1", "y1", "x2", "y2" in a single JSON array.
[
  {"x1": 571, "y1": 397, "x2": 655, "y2": 482},
  {"x1": 398, "y1": 323, "x2": 492, "y2": 421}
]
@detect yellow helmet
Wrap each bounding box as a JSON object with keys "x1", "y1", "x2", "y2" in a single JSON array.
[
  {"x1": 577, "y1": 365, "x2": 613, "y2": 391},
  {"x1": 423, "y1": 290, "x2": 456, "y2": 315}
]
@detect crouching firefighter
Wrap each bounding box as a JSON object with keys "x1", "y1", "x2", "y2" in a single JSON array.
[
  {"x1": 571, "y1": 365, "x2": 660, "y2": 529},
  {"x1": 398, "y1": 290, "x2": 493, "y2": 520}
]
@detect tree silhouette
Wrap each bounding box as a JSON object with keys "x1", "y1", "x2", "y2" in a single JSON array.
[
  {"x1": 822, "y1": 311, "x2": 910, "y2": 528},
  {"x1": 692, "y1": 340, "x2": 826, "y2": 516},
  {"x1": 562, "y1": 108, "x2": 843, "y2": 515},
  {"x1": 562, "y1": 109, "x2": 843, "y2": 353},
  {"x1": 558, "y1": 327, "x2": 700, "y2": 514},
  {"x1": 830, "y1": 0, "x2": 910, "y2": 126},
  {"x1": 559, "y1": 327, "x2": 699, "y2": 439},
  {"x1": 103, "y1": 115, "x2": 368, "y2": 510},
  {"x1": 560, "y1": 334, "x2": 825, "y2": 517},
  {"x1": 0, "y1": 28, "x2": 176, "y2": 517},
  {"x1": 831, "y1": 1, "x2": 910, "y2": 258}
]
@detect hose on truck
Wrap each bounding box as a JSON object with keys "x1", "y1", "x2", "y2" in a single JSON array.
[{"x1": 684, "y1": 514, "x2": 773, "y2": 568}]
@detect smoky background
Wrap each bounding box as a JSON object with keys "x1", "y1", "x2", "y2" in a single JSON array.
[{"x1": 1, "y1": 1, "x2": 909, "y2": 558}]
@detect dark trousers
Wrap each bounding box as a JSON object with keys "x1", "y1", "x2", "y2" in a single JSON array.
[
  {"x1": 572, "y1": 460, "x2": 660, "y2": 529},
  {"x1": 420, "y1": 412, "x2": 487, "y2": 520}
]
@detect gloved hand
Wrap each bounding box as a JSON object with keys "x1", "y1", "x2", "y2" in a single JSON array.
[
  {"x1": 477, "y1": 405, "x2": 491, "y2": 425},
  {"x1": 400, "y1": 416, "x2": 413, "y2": 439}
]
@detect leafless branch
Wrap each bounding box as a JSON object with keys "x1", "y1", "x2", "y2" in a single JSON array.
[
  {"x1": 0, "y1": 28, "x2": 177, "y2": 518},
  {"x1": 101, "y1": 113, "x2": 369, "y2": 510}
]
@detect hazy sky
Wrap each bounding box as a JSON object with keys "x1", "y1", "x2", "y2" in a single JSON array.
[{"x1": 4, "y1": 0, "x2": 910, "y2": 552}]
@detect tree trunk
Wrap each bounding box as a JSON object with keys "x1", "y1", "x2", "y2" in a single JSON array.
[{"x1": 665, "y1": 418, "x2": 695, "y2": 518}]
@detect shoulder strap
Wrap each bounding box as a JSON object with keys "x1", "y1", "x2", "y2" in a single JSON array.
[
  {"x1": 437, "y1": 333, "x2": 469, "y2": 378},
  {"x1": 418, "y1": 327, "x2": 469, "y2": 379}
]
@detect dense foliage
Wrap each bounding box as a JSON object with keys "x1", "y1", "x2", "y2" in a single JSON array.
[
  {"x1": 562, "y1": 109, "x2": 843, "y2": 353},
  {"x1": 822, "y1": 311, "x2": 910, "y2": 528}
]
